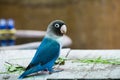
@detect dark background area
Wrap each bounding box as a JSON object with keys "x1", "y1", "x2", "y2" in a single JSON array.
[{"x1": 0, "y1": 0, "x2": 120, "y2": 49}]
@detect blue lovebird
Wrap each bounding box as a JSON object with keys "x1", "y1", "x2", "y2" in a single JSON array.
[{"x1": 18, "y1": 20, "x2": 67, "y2": 79}]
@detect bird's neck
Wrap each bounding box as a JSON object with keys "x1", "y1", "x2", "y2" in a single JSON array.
[{"x1": 45, "y1": 33, "x2": 63, "y2": 45}]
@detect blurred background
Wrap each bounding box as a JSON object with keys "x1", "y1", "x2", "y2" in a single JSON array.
[{"x1": 0, "y1": 0, "x2": 120, "y2": 49}]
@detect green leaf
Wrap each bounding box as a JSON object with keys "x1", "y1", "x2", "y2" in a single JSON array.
[
  {"x1": 73, "y1": 57, "x2": 120, "y2": 65},
  {"x1": 0, "y1": 62, "x2": 25, "y2": 74}
]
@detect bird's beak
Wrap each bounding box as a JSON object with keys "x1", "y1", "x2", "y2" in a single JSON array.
[{"x1": 60, "y1": 25, "x2": 67, "y2": 34}]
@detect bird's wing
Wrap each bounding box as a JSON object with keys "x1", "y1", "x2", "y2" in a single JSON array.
[{"x1": 26, "y1": 37, "x2": 60, "y2": 70}]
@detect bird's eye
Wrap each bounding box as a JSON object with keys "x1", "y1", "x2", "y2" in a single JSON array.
[{"x1": 54, "y1": 23, "x2": 60, "y2": 28}]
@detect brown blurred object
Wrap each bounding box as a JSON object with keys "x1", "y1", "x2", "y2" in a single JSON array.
[
  {"x1": 0, "y1": 0, "x2": 120, "y2": 49},
  {"x1": 0, "y1": 30, "x2": 72, "y2": 49}
]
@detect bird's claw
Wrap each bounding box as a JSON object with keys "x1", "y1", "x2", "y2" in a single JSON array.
[{"x1": 49, "y1": 68, "x2": 64, "y2": 74}]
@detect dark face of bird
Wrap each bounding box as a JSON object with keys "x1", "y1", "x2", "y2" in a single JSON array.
[{"x1": 47, "y1": 20, "x2": 67, "y2": 37}]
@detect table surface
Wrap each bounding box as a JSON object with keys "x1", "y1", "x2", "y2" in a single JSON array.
[{"x1": 0, "y1": 48, "x2": 120, "y2": 80}]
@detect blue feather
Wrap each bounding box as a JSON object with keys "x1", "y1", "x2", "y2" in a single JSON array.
[
  {"x1": 18, "y1": 37, "x2": 60, "y2": 79},
  {"x1": 19, "y1": 64, "x2": 43, "y2": 79}
]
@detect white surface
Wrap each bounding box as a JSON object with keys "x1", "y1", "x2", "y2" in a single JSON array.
[
  {"x1": 68, "y1": 50, "x2": 120, "y2": 59},
  {"x1": 0, "y1": 49, "x2": 120, "y2": 80}
]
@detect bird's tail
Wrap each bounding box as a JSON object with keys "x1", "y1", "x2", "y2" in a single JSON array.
[
  {"x1": 18, "y1": 65, "x2": 43, "y2": 79},
  {"x1": 18, "y1": 71, "x2": 28, "y2": 79}
]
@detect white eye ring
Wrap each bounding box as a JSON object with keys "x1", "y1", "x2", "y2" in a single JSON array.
[{"x1": 55, "y1": 24, "x2": 60, "y2": 28}]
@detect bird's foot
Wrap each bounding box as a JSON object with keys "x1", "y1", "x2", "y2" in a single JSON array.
[
  {"x1": 40, "y1": 69, "x2": 49, "y2": 74},
  {"x1": 43, "y1": 69, "x2": 48, "y2": 71},
  {"x1": 49, "y1": 68, "x2": 64, "y2": 74}
]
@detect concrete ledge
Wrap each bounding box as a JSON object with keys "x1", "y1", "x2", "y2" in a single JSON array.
[
  {"x1": 68, "y1": 50, "x2": 120, "y2": 59},
  {"x1": 0, "y1": 49, "x2": 120, "y2": 80}
]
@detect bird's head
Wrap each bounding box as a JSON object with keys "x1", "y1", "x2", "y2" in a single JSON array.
[{"x1": 46, "y1": 20, "x2": 67, "y2": 38}]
